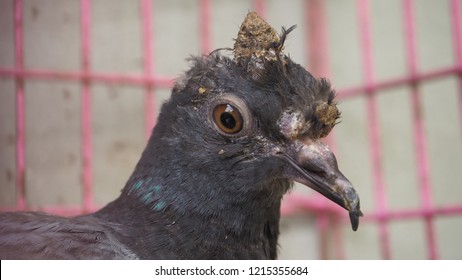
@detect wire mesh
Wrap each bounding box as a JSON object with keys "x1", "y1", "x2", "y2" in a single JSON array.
[{"x1": 0, "y1": 0, "x2": 461, "y2": 259}]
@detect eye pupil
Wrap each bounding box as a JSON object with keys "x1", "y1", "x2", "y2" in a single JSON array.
[
  {"x1": 212, "y1": 103, "x2": 244, "y2": 135},
  {"x1": 220, "y1": 112, "x2": 236, "y2": 129}
]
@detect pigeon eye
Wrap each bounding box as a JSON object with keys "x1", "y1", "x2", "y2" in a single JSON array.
[{"x1": 213, "y1": 104, "x2": 243, "y2": 134}]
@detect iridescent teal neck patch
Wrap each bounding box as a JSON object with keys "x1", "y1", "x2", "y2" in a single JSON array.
[{"x1": 128, "y1": 177, "x2": 166, "y2": 212}]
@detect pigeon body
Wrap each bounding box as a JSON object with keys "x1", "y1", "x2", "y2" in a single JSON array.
[{"x1": 0, "y1": 12, "x2": 361, "y2": 259}]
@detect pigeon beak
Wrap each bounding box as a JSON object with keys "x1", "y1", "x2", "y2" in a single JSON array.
[{"x1": 280, "y1": 139, "x2": 363, "y2": 231}]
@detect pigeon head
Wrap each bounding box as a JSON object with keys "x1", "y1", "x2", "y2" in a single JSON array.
[{"x1": 132, "y1": 12, "x2": 362, "y2": 231}]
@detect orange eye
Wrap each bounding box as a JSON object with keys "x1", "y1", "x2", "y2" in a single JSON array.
[{"x1": 213, "y1": 104, "x2": 243, "y2": 134}]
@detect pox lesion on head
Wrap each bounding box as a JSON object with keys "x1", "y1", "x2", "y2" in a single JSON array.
[
  {"x1": 277, "y1": 110, "x2": 306, "y2": 140},
  {"x1": 314, "y1": 101, "x2": 340, "y2": 138},
  {"x1": 307, "y1": 77, "x2": 341, "y2": 139},
  {"x1": 277, "y1": 101, "x2": 340, "y2": 141},
  {"x1": 233, "y1": 11, "x2": 281, "y2": 64}
]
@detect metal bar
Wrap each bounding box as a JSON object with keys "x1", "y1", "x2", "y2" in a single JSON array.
[
  {"x1": 253, "y1": 0, "x2": 266, "y2": 18},
  {"x1": 306, "y1": 0, "x2": 344, "y2": 259},
  {"x1": 281, "y1": 194, "x2": 345, "y2": 218},
  {"x1": 357, "y1": 0, "x2": 391, "y2": 259},
  {"x1": 3, "y1": 199, "x2": 461, "y2": 221},
  {"x1": 1, "y1": 65, "x2": 459, "y2": 96},
  {"x1": 281, "y1": 193, "x2": 462, "y2": 219},
  {"x1": 0, "y1": 206, "x2": 98, "y2": 217},
  {"x1": 199, "y1": 0, "x2": 211, "y2": 54},
  {"x1": 338, "y1": 65, "x2": 462, "y2": 99},
  {"x1": 450, "y1": 0, "x2": 462, "y2": 143},
  {"x1": 0, "y1": 68, "x2": 174, "y2": 87},
  {"x1": 316, "y1": 213, "x2": 330, "y2": 259},
  {"x1": 452, "y1": 0, "x2": 462, "y2": 65},
  {"x1": 332, "y1": 215, "x2": 346, "y2": 259},
  {"x1": 308, "y1": 0, "x2": 330, "y2": 255},
  {"x1": 80, "y1": 0, "x2": 93, "y2": 212},
  {"x1": 306, "y1": 0, "x2": 330, "y2": 78},
  {"x1": 403, "y1": 0, "x2": 438, "y2": 260},
  {"x1": 141, "y1": 0, "x2": 155, "y2": 140},
  {"x1": 364, "y1": 204, "x2": 462, "y2": 221},
  {"x1": 14, "y1": 0, "x2": 26, "y2": 210}
]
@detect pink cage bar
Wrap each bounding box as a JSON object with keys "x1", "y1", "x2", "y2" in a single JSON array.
[{"x1": 1, "y1": 0, "x2": 462, "y2": 259}]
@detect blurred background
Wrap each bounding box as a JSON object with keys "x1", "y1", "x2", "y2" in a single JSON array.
[{"x1": 0, "y1": 0, "x2": 461, "y2": 259}]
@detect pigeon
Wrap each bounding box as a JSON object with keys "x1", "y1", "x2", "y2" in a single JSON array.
[{"x1": 0, "y1": 12, "x2": 362, "y2": 260}]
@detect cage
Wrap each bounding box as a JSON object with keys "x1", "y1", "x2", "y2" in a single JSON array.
[{"x1": 0, "y1": 0, "x2": 461, "y2": 259}]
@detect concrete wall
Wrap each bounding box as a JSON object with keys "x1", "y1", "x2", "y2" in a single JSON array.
[{"x1": 0, "y1": 0, "x2": 461, "y2": 259}]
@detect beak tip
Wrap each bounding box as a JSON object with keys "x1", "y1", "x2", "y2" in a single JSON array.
[{"x1": 349, "y1": 209, "x2": 363, "y2": 231}]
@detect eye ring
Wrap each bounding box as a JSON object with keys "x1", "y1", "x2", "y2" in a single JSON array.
[
  {"x1": 213, "y1": 103, "x2": 243, "y2": 134},
  {"x1": 209, "y1": 95, "x2": 252, "y2": 136}
]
